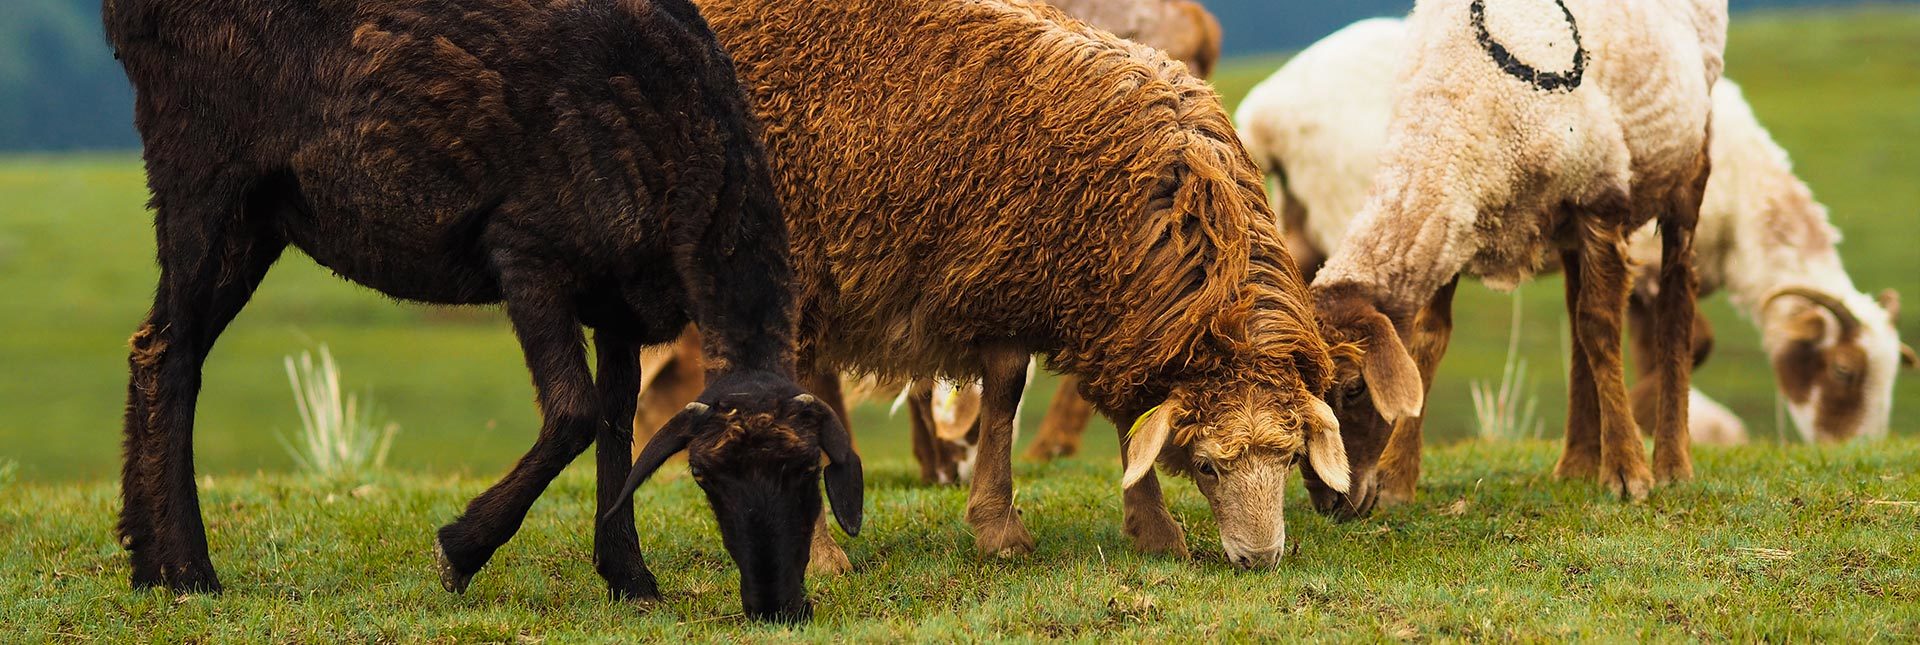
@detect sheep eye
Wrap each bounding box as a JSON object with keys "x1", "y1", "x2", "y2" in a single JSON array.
[
  {"x1": 1342, "y1": 379, "x2": 1368, "y2": 401},
  {"x1": 1195, "y1": 459, "x2": 1218, "y2": 477}
]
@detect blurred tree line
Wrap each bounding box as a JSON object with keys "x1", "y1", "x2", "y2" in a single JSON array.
[{"x1": 0, "y1": 0, "x2": 1904, "y2": 151}]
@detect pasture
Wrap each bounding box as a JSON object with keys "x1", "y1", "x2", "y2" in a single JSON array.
[{"x1": 1, "y1": 6, "x2": 1917, "y2": 640}]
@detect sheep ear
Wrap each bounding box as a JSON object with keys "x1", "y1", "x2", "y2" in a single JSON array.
[
  {"x1": 1785, "y1": 308, "x2": 1827, "y2": 344},
  {"x1": 1121, "y1": 403, "x2": 1175, "y2": 489},
  {"x1": 1877, "y1": 288, "x2": 1901, "y2": 322},
  {"x1": 600, "y1": 402, "x2": 707, "y2": 526},
  {"x1": 800, "y1": 393, "x2": 864, "y2": 537},
  {"x1": 1360, "y1": 315, "x2": 1423, "y2": 423},
  {"x1": 1304, "y1": 397, "x2": 1350, "y2": 494},
  {"x1": 1900, "y1": 344, "x2": 1918, "y2": 369}
]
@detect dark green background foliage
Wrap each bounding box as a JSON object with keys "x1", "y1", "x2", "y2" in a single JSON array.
[{"x1": 1, "y1": 0, "x2": 1913, "y2": 149}]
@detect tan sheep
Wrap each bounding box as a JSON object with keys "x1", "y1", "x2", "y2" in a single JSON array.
[{"x1": 651, "y1": 0, "x2": 1349, "y2": 570}]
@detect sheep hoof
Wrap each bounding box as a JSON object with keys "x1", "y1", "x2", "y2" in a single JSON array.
[
  {"x1": 1603, "y1": 465, "x2": 1654, "y2": 502},
  {"x1": 974, "y1": 518, "x2": 1036, "y2": 558},
  {"x1": 435, "y1": 542, "x2": 475, "y2": 594},
  {"x1": 808, "y1": 540, "x2": 854, "y2": 576}
]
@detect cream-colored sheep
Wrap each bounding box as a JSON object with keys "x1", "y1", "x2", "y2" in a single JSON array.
[
  {"x1": 1238, "y1": 17, "x2": 1911, "y2": 449},
  {"x1": 1299, "y1": 0, "x2": 1726, "y2": 510}
]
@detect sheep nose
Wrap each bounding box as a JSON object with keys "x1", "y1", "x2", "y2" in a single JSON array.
[{"x1": 1224, "y1": 543, "x2": 1284, "y2": 570}]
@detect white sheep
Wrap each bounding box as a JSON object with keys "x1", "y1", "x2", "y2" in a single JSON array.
[
  {"x1": 1294, "y1": 0, "x2": 1727, "y2": 510},
  {"x1": 1237, "y1": 16, "x2": 1912, "y2": 450}
]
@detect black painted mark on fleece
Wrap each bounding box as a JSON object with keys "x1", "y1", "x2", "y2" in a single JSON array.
[{"x1": 1471, "y1": 0, "x2": 1586, "y2": 92}]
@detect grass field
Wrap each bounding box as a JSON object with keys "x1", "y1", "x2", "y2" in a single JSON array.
[
  {"x1": 1, "y1": 7, "x2": 1917, "y2": 638},
  {"x1": 5, "y1": 442, "x2": 1917, "y2": 640}
]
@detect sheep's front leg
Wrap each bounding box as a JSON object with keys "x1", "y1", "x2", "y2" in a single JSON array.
[
  {"x1": 590, "y1": 329, "x2": 657, "y2": 600},
  {"x1": 437, "y1": 268, "x2": 607, "y2": 594},
  {"x1": 800, "y1": 367, "x2": 854, "y2": 575},
  {"x1": 1113, "y1": 414, "x2": 1190, "y2": 559},
  {"x1": 965, "y1": 348, "x2": 1037, "y2": 557},
  {"x1": 1024, "y1": 376, "x2": 1093, "y2": 461},
  {"x1": 1377, "y1": 276, "x2": 1460, "y2": 506},
  {"x1": 1569, "y1": 223, "x2": 1653, "y2": 501}
]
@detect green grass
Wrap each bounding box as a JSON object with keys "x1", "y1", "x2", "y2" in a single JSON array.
[{"x1": 5, "y1": 442, "x2": 1917, "y2": 640}]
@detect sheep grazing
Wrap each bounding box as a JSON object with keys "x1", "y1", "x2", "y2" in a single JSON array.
[
  {"x1": 660, "y1": 0, "x2": 1349, "y2": 569},
  {"x1": 1042, "y1": 0, "x2": 1223, "y2": 77},
  {"x1": 1237, "y1": 18, "x2": 1913, "y2": 461},
  {"x1": 106, "y1": 0, "x2": 857, "y2": 623},
  {"x1": 1263, "y1": 0, "x2": 1729, "y2": 512}
]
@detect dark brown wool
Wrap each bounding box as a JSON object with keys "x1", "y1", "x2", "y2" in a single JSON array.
[{"x1": 105, "y1": 0, "x2": 851, "y2": 623}]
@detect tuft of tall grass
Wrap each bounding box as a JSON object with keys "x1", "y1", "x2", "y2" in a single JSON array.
[
  {"x1": 277, "y1": 345, "x2": 398, "y2": 476},
  {"x1": 1470, "y1": 290, "x2": 1543, "y2": 441}
]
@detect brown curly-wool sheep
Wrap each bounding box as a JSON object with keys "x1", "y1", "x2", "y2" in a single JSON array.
[{"x1": 676, "y1": 0, "x2": 1349, "y2": 569}]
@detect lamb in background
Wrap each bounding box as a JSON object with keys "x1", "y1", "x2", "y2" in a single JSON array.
[
  {"x1": 1236, "y1": 16, "x2": 1911, "y2": 461},
  {"x1": 1043, "y1": 0, "x2": 1223, "y2": 77},
  {"x1": 106, "y1": 0, "x2": 853, "y2": 623},
  {"x1": 1296, "y1": 0, "x2": 1727, "y2": 514}
]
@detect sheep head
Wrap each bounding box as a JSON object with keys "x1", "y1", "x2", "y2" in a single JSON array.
[
  {"x1": 1121, "y1": 384, "x2": 1347, "y2": 569},
  {"x1": 1763, "y1": 287, "x2": 1911, "y2": 442},
  {"x1": 1303, "y1": 282, "x2": 1423, "y2": 520},
  {"x1": 607, "y1": 370, "x2": 862, "y2": 623}
]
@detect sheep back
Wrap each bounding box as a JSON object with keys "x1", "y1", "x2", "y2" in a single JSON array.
[{"x1": 697, "y1": 0, "x2": 1329, "y2": 410}]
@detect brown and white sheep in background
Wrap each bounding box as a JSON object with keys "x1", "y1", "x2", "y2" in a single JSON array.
[
  {"x1": 1234, "y1": 17, "x2": 1912, "y2": 458},
  {"x1": 641, "y1": 0, "x2": 1351, "y2": 570},
  {"x1": 1042, "y1": 0, "x2": 1224, "y2": 77},
  {"x1": 108, "y1": 0, "x2": 856, "y2": 623},
  {"x1": 1294, "y1": 0, "x2": 1728, "y2": 513}
]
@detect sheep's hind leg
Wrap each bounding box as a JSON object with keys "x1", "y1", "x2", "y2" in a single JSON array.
[
  {"x1": 1554, "y1": 250, "x2": 1603, "y2": 481},
  {"x1": 965, "y1": 348, "x2": 1037, "y2": 557},
  {"x1": 437, "y1": 266, "x2": 607, "y2": 595},
  {"x1": 1377, "y1": 276, "x2": 1459, "y2": 507},
  {"x1": 1651, "y1": 166, "x2": 1707, "y2": 484},
  {"x1": 121, "y1": 190, "x2": 285, "y2": 593},
  {"x1": 1024, "y1": 376, "x2": 1093, "y2": 461},
  {"x1": 800, "y1": 367, "x2": 853, "y2": 575},
  {"x1": 590, "y1": 328, "x2": 658, "y2": 600},
  {"x1": 1571, "y1": 219, "x2": 1653, "y2": 501}
]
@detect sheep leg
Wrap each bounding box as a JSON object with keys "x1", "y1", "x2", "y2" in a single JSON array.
[
  {"x1": 1023, "y1": 376, "x2": 1093, "y2": 461},
  {"x1": 1651, "y1": 170, "x2": 1707, "y2": 484},
  {"x1": 1112, "y1": 415, "x2": 1191, "y2": 559},
  {"x1": 1570, "y1": 222, "x2": 1653, "y2": 501},
  {"x1": 589, "y1": 328, "x2": 658, "y2": 600},
  {"x1": 799, "y1": 367, "x2": 853, "y2": 575},
  {"x1": 1554, "y1": 250, "x2": 1604, "y2": 480},
  {"x1": 1377, "y1": 275, "x2": 1460, "y2": 506},
  {"x1": 630, "y1": 325, "x2": 705, "y2": 457},
  {"x1": 965, "y1": 348, "x2": 1037, "y2": 557},
  {"x1": 908, "y1": 382, "x2": 964, "y2": 484},
  {"x1": 121, "y1": 202, "x2": 284, "y2": 593},
  {"x1": 437, "y1": 272, "x2": 603, "y2": 594}
]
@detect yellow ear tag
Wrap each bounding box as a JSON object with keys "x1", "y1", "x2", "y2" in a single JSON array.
[{"x1": 1127, "y1": 404, "x2": 1163, "y2": 439}]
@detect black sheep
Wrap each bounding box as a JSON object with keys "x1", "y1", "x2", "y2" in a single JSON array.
[{"x1": 103, "y1": 0, "x2": 857, "y2": 623}]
